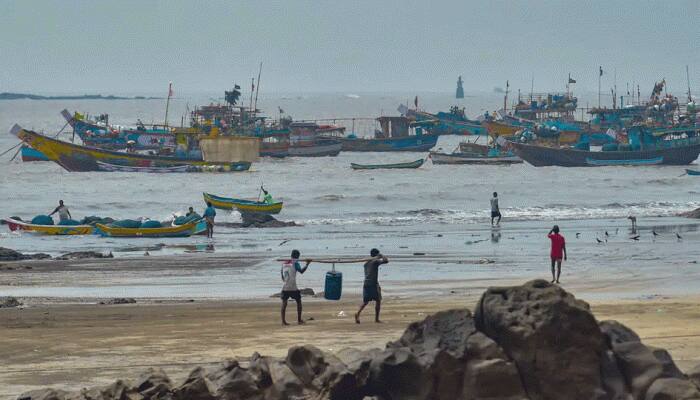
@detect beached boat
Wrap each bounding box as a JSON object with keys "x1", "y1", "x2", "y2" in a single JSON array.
[
  {"x1": 3, "y1": 217, "x2": 94, "y2": 235},
  {"x1": 351, "y1": 159, "x2": 424, "y2": 170},
  {"x1": 20, "y1": 146, "x2": 49, "y2": 162},
  {"x1": 11, "y1": 126, "x2": 252, "y2": 172},
  {"x1": 203, "y1": 192, "x2": 284, "y2": 214},
  {"x1": 429, "y1": 152, "x2": 523, "y2": 165},
  {"x1": 686, "y1": 169, "x2": 700, "y2": 176},
  {"x1": 95, "y1": 220, "x2": 198, "y2": 238},
  {"x1": 510, "y1": 126, "x2": 700, "y2": 167}
]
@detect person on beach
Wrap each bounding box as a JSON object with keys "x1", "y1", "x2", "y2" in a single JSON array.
[
  {"x1": 490, "y1": 192, "x2": 501, "y2": 226},
  {"x1": 355, "y1": 248, "x2": 389, "y2": 324},
  {"x1": 203, "y1": 202, "x2": 216, "y2": 238},
  {"x1": 49, "y1": 200, "x2": 71, "y2": 222},
  {"x1": 262, "y1": 187, "x2": 273, "y2": 204},
  {"x1": 548, "y1": 225, "x2": 567, "y2": 284},
  {"x1": 281, "y1": 250, "x2": 311, "y2": 325}
]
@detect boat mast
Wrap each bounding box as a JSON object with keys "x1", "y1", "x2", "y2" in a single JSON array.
[
  {"x1": 164, "y1": 81, "x2": 173, "y2": 127},
  {"x1": 687, "y1": 65, "x2": 693, "y2": 103},
  {"x1": 503, "y1": 80, "x2": 509, "y2": 113},
  {"x1": 253, "y1": 62, "x2": 263, "y2": 121}
]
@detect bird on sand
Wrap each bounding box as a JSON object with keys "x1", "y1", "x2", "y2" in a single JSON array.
[
  {"x1": 605, "y1": 231, "x2": 609, "y2": 237},
  {"x1": 676, "y1": 233, "x2": 683, "y2": 240},
  {"x1": 576, "y1": 232, "x2": 581, "y2": 238},
  {"x1": 652, "y1": 230, "x2": 660, "y2": 237},
  {"x1": 596, "y1": 237, "x2": 603, "y2": 244},
  {"x1": 630, "y1": 235, "x2": 640, "y2": 241}
]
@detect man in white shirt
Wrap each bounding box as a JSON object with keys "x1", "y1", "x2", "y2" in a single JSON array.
[
  {"x1": 49, "y1": 200, "x2": 71, "y2": 222},
  {"x1": 281, "y1": 249, "x2": 311, "y2": 325}
]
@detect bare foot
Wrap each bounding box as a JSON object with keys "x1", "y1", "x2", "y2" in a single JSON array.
[
  {"x1": 555, "y1": 280, "x2": 560, "y2": 284},
  {"x1": 375, "y1": 320, "x2": 383, "y2": 324},
  {"x1": 355, "y1": 313, "x2": 361, "y2": 324},
  {"x1": 297, "y1": 320, "x2": 305, "y2": 325},
  {"x1": 551, "y1": 279, "x2": 555, "y2": 283},
  {"x1": 282, "y1": 321, "x2": 290, "y2": 326}
]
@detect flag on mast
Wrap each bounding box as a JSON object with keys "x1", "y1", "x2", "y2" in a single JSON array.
[{"x1": 599, "y1": 66, "x2": 604, "y2": 77}]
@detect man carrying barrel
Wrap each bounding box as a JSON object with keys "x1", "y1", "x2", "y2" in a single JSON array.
[{"x1": 355, "y1": 248, "x2": 389, "y2": 324}]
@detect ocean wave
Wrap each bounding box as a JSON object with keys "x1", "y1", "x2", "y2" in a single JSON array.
[{"x1": 303, "y1": 201, "x2": 700, "y2": 226}]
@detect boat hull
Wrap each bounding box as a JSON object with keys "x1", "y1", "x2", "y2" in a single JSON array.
[
  {"x1": 20, "y1": 146, "x2": 49, "y2": 162},
  {"x1": 3, "y1": 218, "x2": 94, "y2": 235},
  {"x1": 340, "y1": 134, "x2": 439, "y2": 152},
  {"x1": 510, "y1": 140, "x2": 700, "y2": 167},
  {"x1": 95, "y1": 221, "x2": 196, "y2": 237},
  {"x1": 203, "y1": 193, "x2": 284, "y2": 214},
  {"x1": 12, "y1": 127, "x2": 251, "y2": 172},
  {"x1": 351, "y1": 159, "x2": 424, "y2": 170},
  {"x1": 429, "y1": 152, "x2": 523, "y2": 165},
  {"x1": 288, "y1": 142, "x2": 342, "y2": 157},
  {"x1": 687, "y1": 169, "x2": 700, "y2": 176}
]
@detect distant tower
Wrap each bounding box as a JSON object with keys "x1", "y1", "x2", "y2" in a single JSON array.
[{"x1": 456, "y1": 76, "x2": 464, "y2": 99}]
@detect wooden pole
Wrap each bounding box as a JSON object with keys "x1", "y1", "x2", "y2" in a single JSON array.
[
  {"x1": 253, "y1": 62, "x2": 262, "y2": 119},
  {"x1": 164, "y1": 82, "x2": 172, "y2": 126}
]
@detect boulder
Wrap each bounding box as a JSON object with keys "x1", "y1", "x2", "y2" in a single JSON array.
[
  {"x1": 688, "y1": 364, "x2": 700, "y2": 389},
  {"x1": 0, "y1": 296, "x2": 22, "y2": 308},
  {"x1": 240, "y1": 213, "x2": 297, "y2": 228},
  {"x1": 56, "y1": 251, "x2": 113, "y2": 260},
  {"x1": 611, "y1": 341, "x2": 685, "y2": 399},
  {"x1": 100, "y1": 298, "x2": 137, "y2": 305},
  {"x1": 474, "y1": 279, "x2": 613, "y2": 400},
  {"x1": 17, "y1": 389, "x2": 69, "y2": 400},
  {"x1": 644, "y1": 378, "x2": 700, "y2": 400},
  {"x1": 134, "y1": 368, "x2": 172, "y2": 399},
  {"x1": 0, "y1": 247, "x2": 27, "y2": 261},
  {"x1": 173, "y1": 368, "x2": 216, "y2": 400}
]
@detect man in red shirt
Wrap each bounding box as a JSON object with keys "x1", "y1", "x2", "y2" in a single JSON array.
[{"x1": 548, "y1": 225, "x2": 567, "y2": 283}]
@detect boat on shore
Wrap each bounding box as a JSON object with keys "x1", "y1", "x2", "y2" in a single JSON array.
[
  {"x1": 95, "y1": 220, "x2": 198, "y2": 238},
  {"x1": 11, "y1": 125, "x2": 253, "y2": 172},
  {"x1": 203, "y1": 192, "x2": 284, "y2": 214},
  {"x1": 3, "y1": 217, "x2": 94, "y2": 235},
  {"x1": 351, "y1": 159, "x2": 424, "y2": 170},
  {"x1": 510, "y1": 126, "x2": 700, "y2": 167}
]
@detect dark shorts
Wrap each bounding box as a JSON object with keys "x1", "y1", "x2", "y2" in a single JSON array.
[
  {"x1": 491, "y1": 211, "x2": 501, "y2": 218},
  {"x1": 282, "y1": 290, "x2": 301, "y2": 301},
  {"x1": 363, "y1": 284, "x2": 381, "y2": 303}
]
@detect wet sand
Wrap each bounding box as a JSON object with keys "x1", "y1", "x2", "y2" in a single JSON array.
[{"x1": 2, "y1": 292, "x2": 700, "y2": 398}]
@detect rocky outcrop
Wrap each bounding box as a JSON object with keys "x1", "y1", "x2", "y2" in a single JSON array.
[
  {"x1": 17, "y1": 280, "x2": 700, "y2": 400},
  {"x1": 240, "y1": 212, "x2": 297, "y2": 228},
  {"x1": 0, "y1": 247, "x2": 50, "y2": 261},
  {"x1": 0, "y1": 296, "x2": 22, "y2": 308},
  {"x1": 680, "y1": 207, "x2": 700, "y2": 219},
  {"x1": 99, "y1": 298, "x2": 137, "y2": 305},
  {"x1": 56, "y1": 251, "x2": 113, "y2": 260}
]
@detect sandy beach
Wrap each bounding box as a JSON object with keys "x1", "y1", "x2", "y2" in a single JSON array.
[{"x1": 2, "y1": 254, "x2": 700, "y2": 398}]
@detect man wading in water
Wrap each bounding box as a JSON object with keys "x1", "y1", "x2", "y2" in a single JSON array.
[
  {"x1": 280, "y1": 250, "x2": 311, "y2": 325},
  {"x1": 355, "y1": 248, "x2": 389, "y2": 324},
  {"x1": 490, "y1": 192, "x2": 501, "y2": 226},
  {"x1": 548, "y1": 225, "x2": 567, "y2": 284}
]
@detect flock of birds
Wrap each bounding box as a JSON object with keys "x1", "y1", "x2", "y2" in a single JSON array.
[{"x1": 585, "y1": 216, "x2": 684, "y2": 244}]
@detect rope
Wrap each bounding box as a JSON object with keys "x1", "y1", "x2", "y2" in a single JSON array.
[
  {"x1": 275, "y1": 257, "x2": 379, "y2": 264},
  {"x1": 0, "y1": 142, "x2": 22, "y2": 158}
]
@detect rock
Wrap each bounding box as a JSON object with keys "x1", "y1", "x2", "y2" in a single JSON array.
[
  {"x1": 0, "y1": 296, "x2": 22, "y2": 308},
  {"x1": 474, "y1": 279, "x2": 613, "y2": 400},
  {"x1": 600, "y1": 320, "x2": 642, "y2": 345},
  {"x1": 240, "y1": 212, "x2": 297, "y2": 228},
  {"x1": 56, "y1": 251, "x2": 113, "y2": 260},
  {"x1": 680, "y1": 207, "x2": 700, "y2": 219},
  {"x1": 134, "y1": 368, "x2": 172, "y2": 399},
  {"x1": 644, "y1": 378, "x2": 700, "y2": 399},
  {"x1": 100, "y1": 298, "x2": 137, "y2": 305},
  {"x1": 173, "y1": 368, "x2": 216, "y2": 400},
  {"x1": 612, "y1": 341, "x2": 685, "y2": 399},
  {"x1": 79, "y1": 379, "x2": 143, "y2": 400},
  {"x1": 0, "y1": 247, "x2": 27, "y2": 261},
  {"x1": 270, "y1": 288, "x2": 315, "y2": 298},
  {"x1": 367, "y1": 347, "x2": 432, "y2": 399},
  {"x1": 16, "y1": 389, "x2": 69, "y2": 400},
  {"x1": 688, "y1": 364, "x2": 700, "y2": 388},
  {"x1": 28, "y1": 253, "x2": 52, "y2": 260}
]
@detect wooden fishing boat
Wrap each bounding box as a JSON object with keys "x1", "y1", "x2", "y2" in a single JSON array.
[
  {"x1": 351, "y1": 159, "x2": 424, "y2": 170},
  {"x1": 429, "y1": 152, "x2": 523, "y2": 165},
  {"x1": 510, "y1": 128, "x2": 700, "y2": 167},
  {"x1": 482, "y1": 121, "x2": 521, "y2": 137},
  {"x1": 11, "y1": 126, "x2": 252, "y2": 172},
  {"x1": 288, "y1": 140, "x2": 342, "y2": 157},
  {"x1": 20, "y1": 146, "x2": 49, "y2": 162},
  {"x1": 96, "y1": 161, "x2": 192, "y2": 173},
  {"x1": 288, "y1": 123, "x2": 342, "y2": 157},
  {"x1": 339, "y1": 134, "x2": 438, "y2": 152},
  {"x1": 203, "y1": 192, "x2": 284, "y2": 214},
  {"x1": 686, "y1": 169, "x2": 700, "y2": 176},
  {"x1": 3, "y1": 217, "x2": 94, "y2": 235},
  {"x1": 95, "y1": 220, "x2": 197, "y2": 238}
]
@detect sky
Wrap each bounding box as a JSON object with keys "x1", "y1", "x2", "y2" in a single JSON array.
[{"x1": 0, "y1": 0, "x2": 698, "y2": 95}]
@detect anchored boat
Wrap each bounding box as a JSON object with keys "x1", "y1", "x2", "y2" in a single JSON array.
[
  {"x1": 203, "y1": 192, "x2": 284, "y2": 214},
  {"x1": 350, "y1": 159, "x2": 424, "y2": 170}
]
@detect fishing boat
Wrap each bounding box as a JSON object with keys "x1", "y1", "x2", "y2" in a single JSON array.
[
  {"x1": 482, "y1": 121, "x2": 521, "y2": 137},
  {"x1": 409, "y1": 108, "x2": 486, "y2": 136},
  {"x1": 510, "y1": 126, "x2": 700, "y2": 167},
  {"x1": 686, "y1": 169, "x2": 700, "y2": 176},
  {"x1": 20, "y1": 146, "x2": 49, "y2": 162},
  {"x1": 11, "y1": 126, "x2": 252, "y2": 172},
  {"x1": 429, "y1": 152, "x2": 523, "y2": 165},
  {"x1": 95, "y1": 220, "x2": 198, "y2": 238},
  {"x1": 3, "y1": 217, "x2": 94, "y2": 235},
  {"x1": 62, "y1": 110, "x2": 176, "y2": 151},
  {"x1": 350, "y1": 158, "x2": 424, "y2": 170},
  {"x1": 288, "y1": 122, "x2": 342, "y2": 157},
  {"x1": 203, "y1": 192, "x2": 284, "y2": 214},
  {"x1": 96, "y1": 161, "x2": 192, "y2": 173},
  {"x1": 333, "y1": 116, "x2": 439, "y2": 152}
]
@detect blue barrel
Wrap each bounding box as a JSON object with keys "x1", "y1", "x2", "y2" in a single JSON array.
[{"x1": 324, "y1": 271, "x2": 343, "y2": 300}]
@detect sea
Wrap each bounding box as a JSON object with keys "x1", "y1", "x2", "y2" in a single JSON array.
[{"x1": 0, "y1": 92, "x2": 698, "y2": 301}]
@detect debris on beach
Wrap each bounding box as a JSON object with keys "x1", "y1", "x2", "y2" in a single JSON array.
[
  {"x1": 0, "y1": 296, "x2": 22, "y2": 308},
  {"x1": 19, "y1": 280, "x2": 700, "y2": 400},
  {"x1": 99, "y1": 298, "x2": 137, "y2": 305}
]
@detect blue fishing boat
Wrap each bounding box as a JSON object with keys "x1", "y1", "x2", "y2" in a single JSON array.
[
  {"x1": 330, "y1": 116, "x2": 439, "y2": 152},
  {"x1": 409, "y1": 108, "x2": 486, "y2": 136},
  {"x1": 20, "y1": 145, "x2": 49, "y2": 162},
  {"x1": 686, "y1": 169, "x2": 700, "y2": 176}
]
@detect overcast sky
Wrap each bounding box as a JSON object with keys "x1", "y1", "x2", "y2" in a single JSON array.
[{"x1": 0, "y1": 0, "x2": 698, "y2": 95}]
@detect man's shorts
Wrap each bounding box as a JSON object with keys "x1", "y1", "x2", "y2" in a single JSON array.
[
  {"x1": 282, "y1": 290, "x2": 302, "y2": 301},
  {"x1": 363, "y1": 284, "x2": 382, "y2": 303},
  {"x1": 491, "y1": 211, "x2": 501, "y2": 218}
]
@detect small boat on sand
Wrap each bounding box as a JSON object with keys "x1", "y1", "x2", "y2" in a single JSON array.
[
  {"x1": 203, "y1": 192, "x2": 284, "y2": 214},
  {"x1": 3, "y1": 217, "x2": 94, "y2": 235},
  {"x1": 95, "y1": 220, "x2": 198, "y2": 238},
  {"x1": 686, "y1": 169, "x2": 700, "y2": 176},
  {"x1": 351, "y1": 159, "x2": 424, "y2": 170}
]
